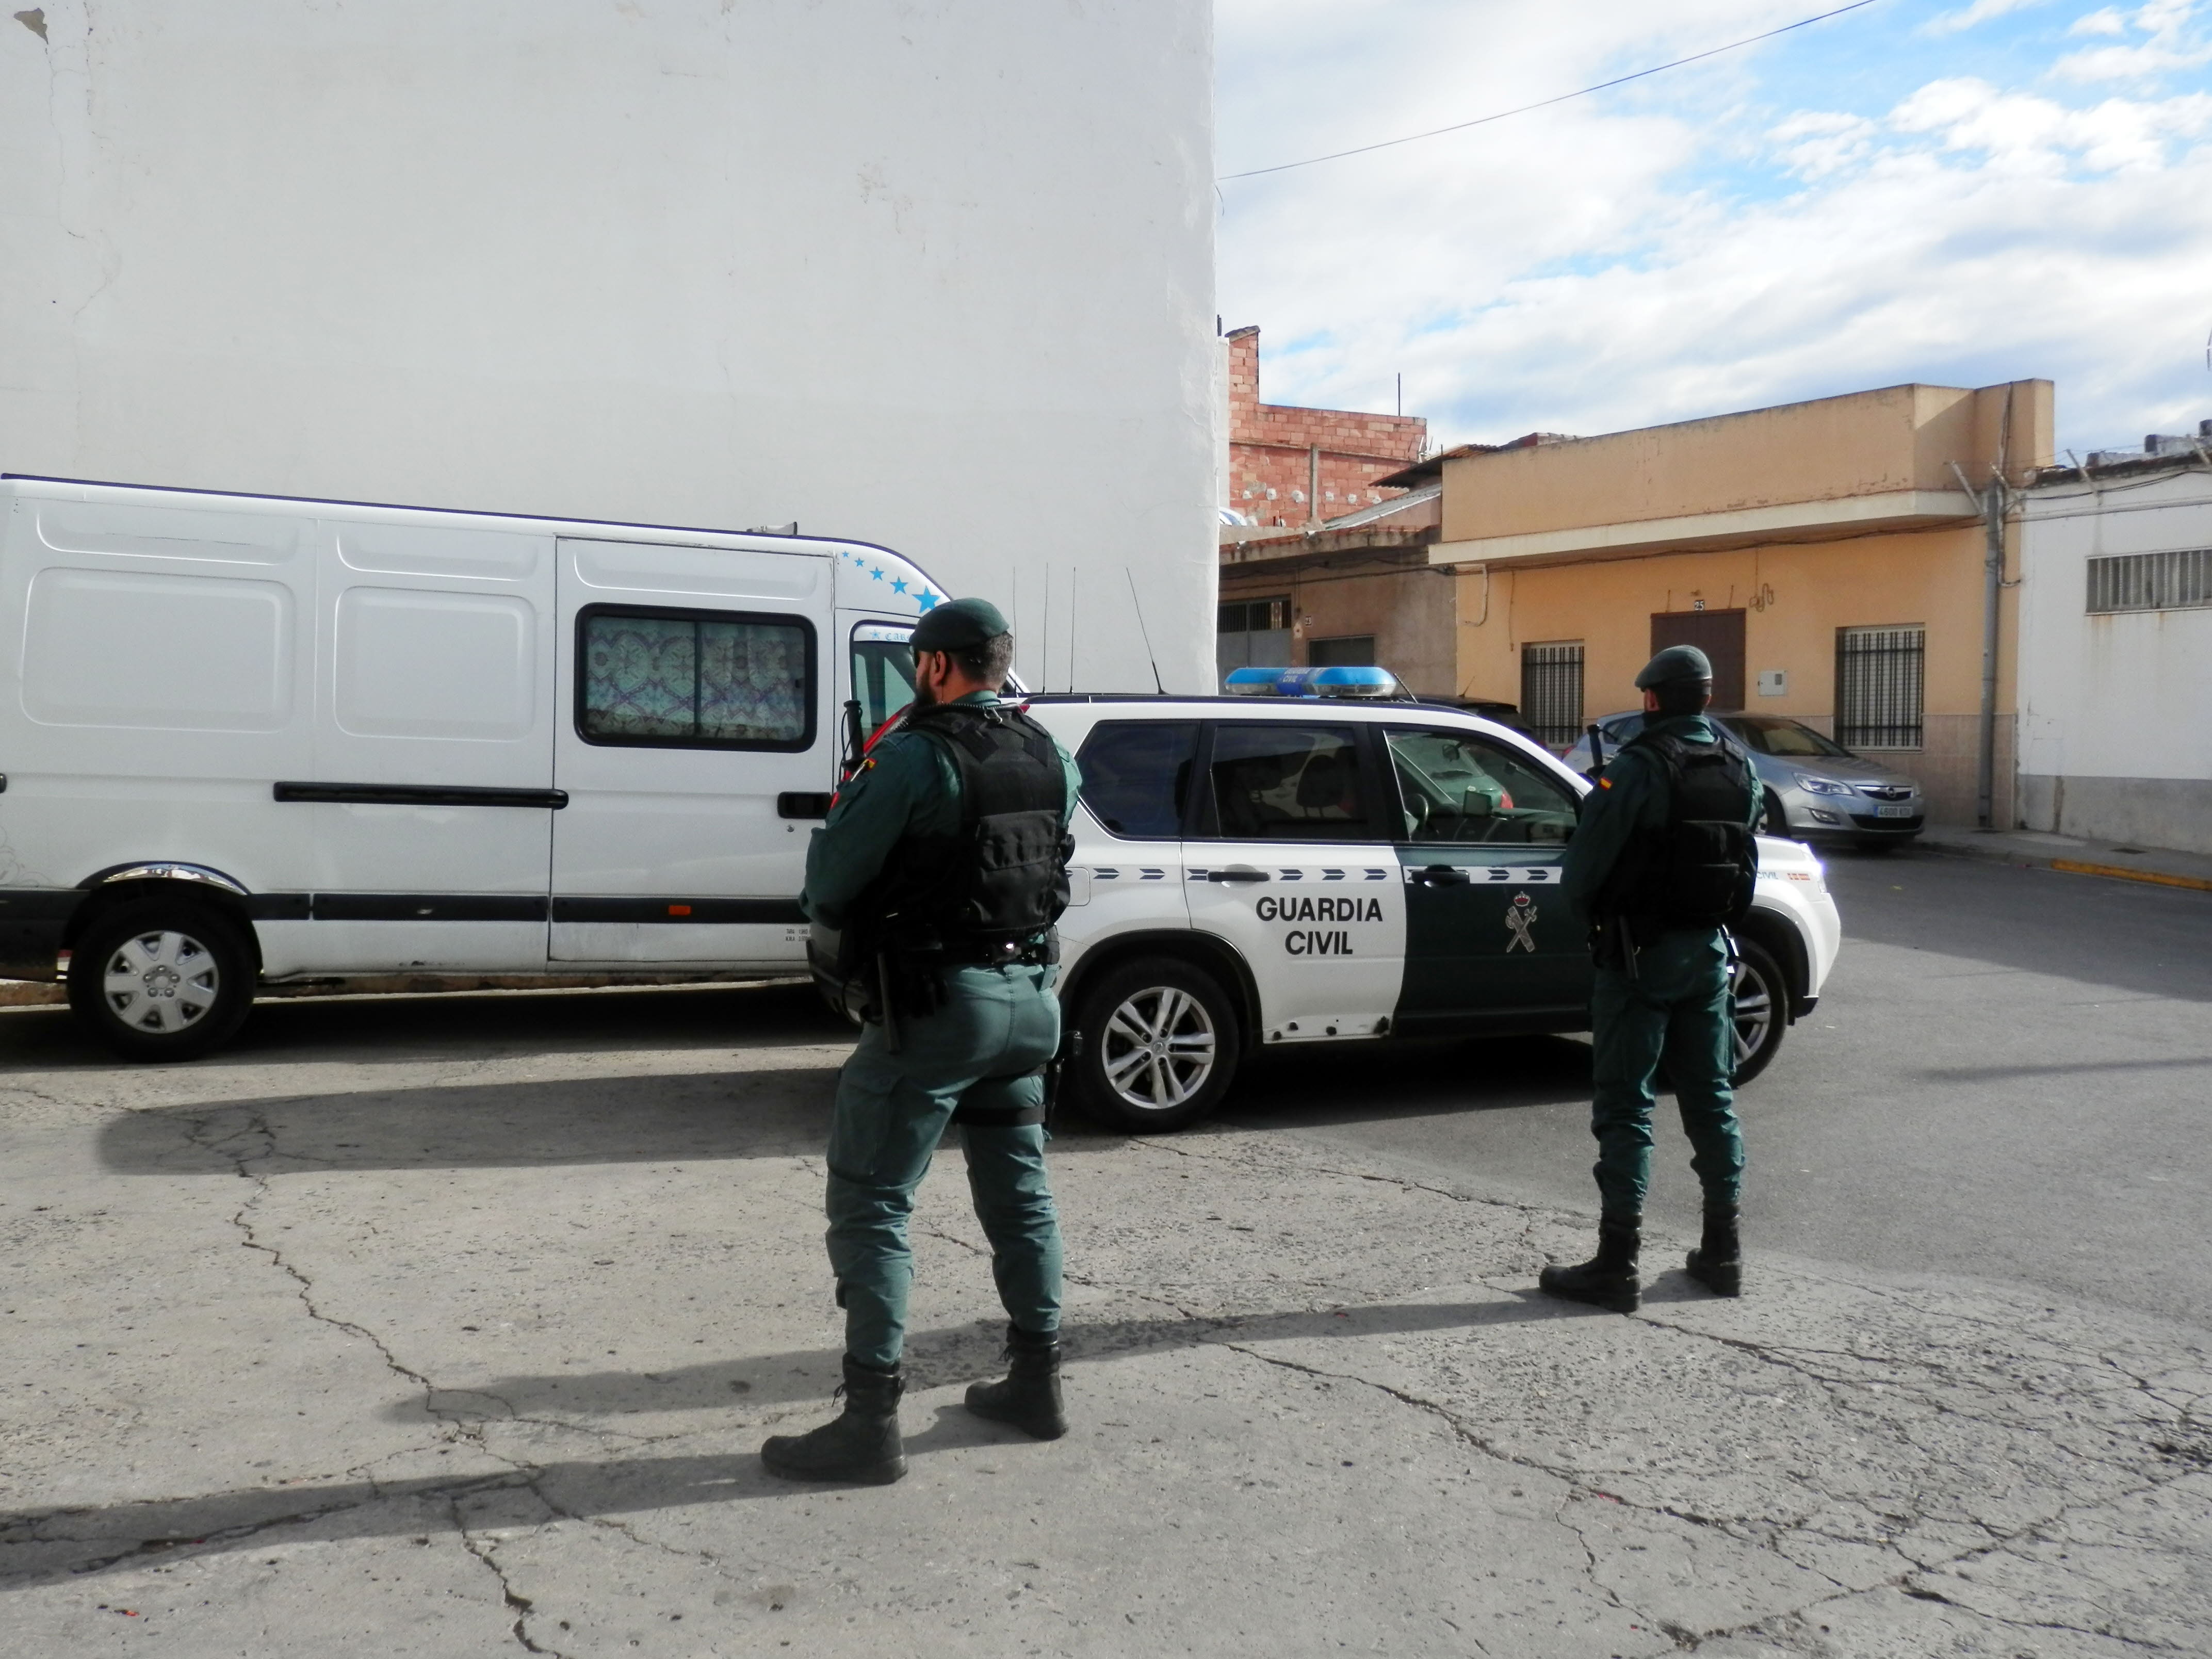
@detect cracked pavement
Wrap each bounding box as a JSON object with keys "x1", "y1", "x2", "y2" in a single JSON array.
[{"x1": 1, "y1": 981, "x2": 2206, "y2": 1656}]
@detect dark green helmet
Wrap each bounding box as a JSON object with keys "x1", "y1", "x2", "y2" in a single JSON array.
[
  {"x1": 910, "y1": 597, "x2": 1010, "y2": 654},
  {"x1": 1635, "y1": 644, "x2": 1714, "y2": 690}
]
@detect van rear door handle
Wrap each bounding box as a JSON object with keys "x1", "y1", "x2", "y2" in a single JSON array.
[
  {"x1": 1206, "y1": 867, "x2": 1271, "y2": 883},
  {"x1": 1414, "y1": 866, "x2": 1470, "y2": 885}
]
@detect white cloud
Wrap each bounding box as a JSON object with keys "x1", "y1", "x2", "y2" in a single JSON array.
[
  {"x1": 1923, "y1": 0, "x2": 2053, "y2": 36},
  {"x1": 2070, "y1": 8, "x2": 2131, "y2": 35},
  {"x1": 2055, "y1": 0, "x2": 2211, "y2": 79},
  {"x1": 1216, "y1": 2, "x2": 2212, "y2": 454}
]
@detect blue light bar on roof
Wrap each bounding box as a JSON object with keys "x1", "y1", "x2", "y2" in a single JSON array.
[{"x1": 1223, "y1": 665, "x2": 1402, "y2": 700}]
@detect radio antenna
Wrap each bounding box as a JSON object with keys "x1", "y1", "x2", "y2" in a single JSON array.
[{"x1": 1126, "y1": 567, "x2": 1166, "y2": 694}]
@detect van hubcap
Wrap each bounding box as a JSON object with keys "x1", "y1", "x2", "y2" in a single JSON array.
[
  {"x1": 103, "y1": 931, "x2": 221, "y2": 1035},
  {"x1": 1101, "y1": 986, "x2": 1216, "y2": 1111}
]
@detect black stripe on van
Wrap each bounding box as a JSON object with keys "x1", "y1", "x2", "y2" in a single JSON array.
[
  {"x1": 550, "y1": 897, "x2": 808, "y2": 925},
  {"x1": 312, "y1": 894, "x2": 551, "y2": 922},
  {"x1": 273, "y1": 782, "x2": 569, "y2": 809}
]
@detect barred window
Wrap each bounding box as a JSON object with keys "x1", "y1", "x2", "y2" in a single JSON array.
[
  {"x1": 2087, "y1": 549, "x2": 2212, "y2": 613},
  {"x1": 1519, "y1": 641, "x2": 1584, "y2": 749},
  {"x1": 1835, "y1": 625, "x2": 1924, "y2": 750},
  {"x1": 1218, "y1": 595, "x2": 1290, "y2": 633}
]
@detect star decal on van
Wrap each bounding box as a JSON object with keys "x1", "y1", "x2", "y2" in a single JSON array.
[
  {"x1": 890, "y1": 578, "x2": 908, "y2": 594},
  {"x1": 916, "y1": 590, "x2": 939, "y2": 611}
]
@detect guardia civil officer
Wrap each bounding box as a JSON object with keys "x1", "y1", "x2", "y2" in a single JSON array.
[
  {"x1": 761, "y1": 598, "x2": 1081, "y2": 1485},
  {"x1": 1542, "y1": 645, "x2": 1762, "y2": 1313}
]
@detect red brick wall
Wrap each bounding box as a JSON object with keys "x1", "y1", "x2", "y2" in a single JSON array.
[{"x1": 1226, "y1": 326, "x2": 1427, "y2": 527}]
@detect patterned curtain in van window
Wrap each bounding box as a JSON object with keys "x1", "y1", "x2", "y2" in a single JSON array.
[
  {"x1": 584, "y1": 615, "x2": 697, "y2": 738},
  {"x1": 698, "y1": 621, "x2": 806, "y2": 742}
]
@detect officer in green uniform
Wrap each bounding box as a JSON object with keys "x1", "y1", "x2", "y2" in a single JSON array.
[
  {"x1": 1544, "y1": 645, "x2": 1761, "y2": 1313},
  {"x1": 761, "y1": 598, "x2": 1083, "y2": 1485}
]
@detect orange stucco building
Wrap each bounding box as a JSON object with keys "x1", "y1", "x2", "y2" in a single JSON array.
[{"x1": 1432, "y1": 380, "x2": 2054, "y2": 824}]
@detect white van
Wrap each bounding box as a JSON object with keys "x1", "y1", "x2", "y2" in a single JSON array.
[{"x1": 0, "y1": 476, "x2": 937, "y2": 1057}]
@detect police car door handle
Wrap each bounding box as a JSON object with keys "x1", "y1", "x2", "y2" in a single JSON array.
[
  {"x1": 1206, "y1": 867, "x2": 1272, "y2": 883},
  {"x1": 1413, "y1": 866, "x2": 1470, "y2": 885}
]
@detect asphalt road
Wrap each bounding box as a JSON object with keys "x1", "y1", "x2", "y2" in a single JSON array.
[{"x1": 1213, "y1": 848, "x2": 2212, "y2": 1330}]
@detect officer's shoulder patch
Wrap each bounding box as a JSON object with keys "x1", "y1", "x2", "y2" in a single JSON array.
[{"x1": 1599, "y1": 777, "x2": 1612, "y2": 789}]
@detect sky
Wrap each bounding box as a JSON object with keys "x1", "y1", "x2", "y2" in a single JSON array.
[{"x1": 1214, "y1": 0, "x2": 2212, "y2": 456}]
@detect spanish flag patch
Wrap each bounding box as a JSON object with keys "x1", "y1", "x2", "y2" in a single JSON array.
[{"x1": 1599, "y1": 777, "x2": 1612, "y2": 788}]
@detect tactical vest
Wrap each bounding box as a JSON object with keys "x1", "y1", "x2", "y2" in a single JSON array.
[
  {"x1": 1597, "y1": 725, "x2": 1759, "y2": 931},
  {"x1": 865, "y1": 700, "x2": 1074, "y2": 974}
]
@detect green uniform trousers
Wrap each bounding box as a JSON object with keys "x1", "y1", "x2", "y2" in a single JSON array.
[
  {"x1": 1588, "y1": 926, "x2": 1745, "y2": 1216},
  {"x1": 824, "y1": 961, "x2": 1064, "y2": 1370}
]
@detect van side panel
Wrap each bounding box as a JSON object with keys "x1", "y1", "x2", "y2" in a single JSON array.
[
  {"x1": 0, "y1": 492, "x2": 317, "y2": 910},
  {"x1": 269, "y1": 518, "x2": 559, "y2": 974}
]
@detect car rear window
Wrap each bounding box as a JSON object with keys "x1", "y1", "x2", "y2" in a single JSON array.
[{"x1": 1076, "y1": 721, "x2": 1198, "y2": 839}]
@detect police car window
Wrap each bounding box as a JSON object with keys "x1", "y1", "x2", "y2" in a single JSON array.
[
  {"x1": 578, "y1": 606, "x2": 815, "y2": 750},
  {"x1": 1076, "y1": 721, "x2": 1197, "y2": 839},
  {"x1": 1385, "y1": 728, "x2": 1577, "y2": 845},
  {"x1": 850, "y1": 623, "x2": 916, "y2": 731},
  {"x1": 1204, "y1": 724, "x2": 1377, "y2": 841}
]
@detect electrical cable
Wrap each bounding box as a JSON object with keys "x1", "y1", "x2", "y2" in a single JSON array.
[{"x1": 1218, "y1": 0, "x2": 1878, "y2": 183}]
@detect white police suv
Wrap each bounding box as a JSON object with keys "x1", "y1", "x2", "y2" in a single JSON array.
[{"x1": 1022, "y1": 667, "x2": 1842, "y2": 1133}]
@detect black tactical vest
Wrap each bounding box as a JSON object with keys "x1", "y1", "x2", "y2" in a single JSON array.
[
  {"x1": 1598, "y1": 725, "x2": 1759, "y2": 931},
  {"x1": 871, "y1": 700, "x2": 1074, "y2": 964}
]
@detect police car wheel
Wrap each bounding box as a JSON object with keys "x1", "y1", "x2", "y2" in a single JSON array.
[
  {"x1": 1071, "y1": 957, "x2": 1239, "y2": 1134},
  {"x1": 66, "y1": 898, "x2": 256, "y2": 1062},
  {"x1": 1729, "y1": 936, "x2": 1786, "y2": 1085}
]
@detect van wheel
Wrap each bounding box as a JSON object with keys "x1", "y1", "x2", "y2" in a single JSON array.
[
  {"x1": 1070, "y1": 957, "x2": 1240, "y2": 1134},
  {"x1": 68, "y1": 899, "x2": 255, "y2": 1061},
  {"x1": 1729, "y1": 936, "x2": 1786, "y2": 1086}
]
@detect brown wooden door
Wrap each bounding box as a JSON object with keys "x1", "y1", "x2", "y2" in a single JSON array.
[{"x1": 1649, "y1": 609, "x2": 1746, "y2": 710}]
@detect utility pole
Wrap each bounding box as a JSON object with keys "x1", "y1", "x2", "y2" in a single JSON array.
[{"x1": 1953, "y1": 459, "x2": 2007, "y2": 830}]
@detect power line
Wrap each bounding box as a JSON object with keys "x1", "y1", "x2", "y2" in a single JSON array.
[{"x1": 1218, "y1": 1, "x2": 1879, "y2": 183}]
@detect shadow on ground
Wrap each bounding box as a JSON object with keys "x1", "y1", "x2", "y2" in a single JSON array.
[
  {"x1": 0, "y1": 1293, "x2": 1597, "y2": 1588},
  {"x1": 401, "y1": 1296, "x2": 1574, "y2": 1420},
  {"x1": 2, "y1": 980, "x2": 855, "y2": 1075},
  {"x1": 1217, "y1": 1033, "x2": 1591, "y2": 1134}
]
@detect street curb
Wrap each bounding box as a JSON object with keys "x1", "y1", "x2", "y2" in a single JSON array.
[
  {"x1": 1915, "y1": 834, "x2": 2212, "y2": 893},
  {"x1": 2048, "y1": 858, "x2": 2212, "y2": 893}
]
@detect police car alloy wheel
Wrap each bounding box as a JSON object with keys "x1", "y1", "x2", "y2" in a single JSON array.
[
  {"x1": 1729, "y1": 936, "x2": 1785, "y2": 1085},
  {"x1": 1071, "y1": 957, "x2": 1240, "y2": 1133},
  {"x1": 67, "y1": 898, "x2": 256, "y2": 1062}
]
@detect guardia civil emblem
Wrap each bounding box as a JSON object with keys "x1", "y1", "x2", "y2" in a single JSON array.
[{"x1": 1505, "y1": 891, "x2": 1538, "y2": 953}]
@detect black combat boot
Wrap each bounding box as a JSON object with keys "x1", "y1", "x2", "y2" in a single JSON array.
[
  {"x1": 1685, "y1": 1202, "x2": 1742, "y2": 1296},
  {"x1": 964, "y1": 1324, "x2": 1067, "y2": 1440},
  {"x1": 1538, "y1": 1214, "x2": 1642, "y2": 1313},
  {"x1": 760, "y1": 1356, "x2": 907, "y2": 1484}
]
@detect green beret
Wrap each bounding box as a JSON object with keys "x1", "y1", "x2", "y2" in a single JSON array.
[
  {"x1": 910, "y1": 597, "x2": 1009, "y2": 653},
  {"x1": 1635, "y1": 644, "x2": 1714, "y2": 689}
]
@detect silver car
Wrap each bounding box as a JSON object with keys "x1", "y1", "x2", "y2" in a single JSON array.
[{"x1": 1559, "y1": 713, "x2": 1925, "y2": 848}]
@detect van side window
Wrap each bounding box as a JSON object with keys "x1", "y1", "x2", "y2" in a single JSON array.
[
  {"x1": 577, "y1": 605, "x2": 815, "y2": 750},
  {"x1": 850, "y1": 622, "x2": 917, "y2": 731},
  {"x1": 1076, "y1": 720, "x2": 1197, "y2": 839}
]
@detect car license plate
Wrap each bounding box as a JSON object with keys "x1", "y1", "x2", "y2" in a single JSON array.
[{"x1": 1875, "y1": 802, "x2": 1915, "y2": 818}]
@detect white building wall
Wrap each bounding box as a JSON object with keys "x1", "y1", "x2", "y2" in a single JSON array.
[
  {"x1": 0, "y1": 0, "x2": 1217, "y2": 692},
  {"x1": 2016, "y1": 463, "x2": 2212, "y2": 853}
]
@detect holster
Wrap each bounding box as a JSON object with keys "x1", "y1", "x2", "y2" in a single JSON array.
[{"x1": 1590, "y1": 914, "x2": 1639, "y2": 981}]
